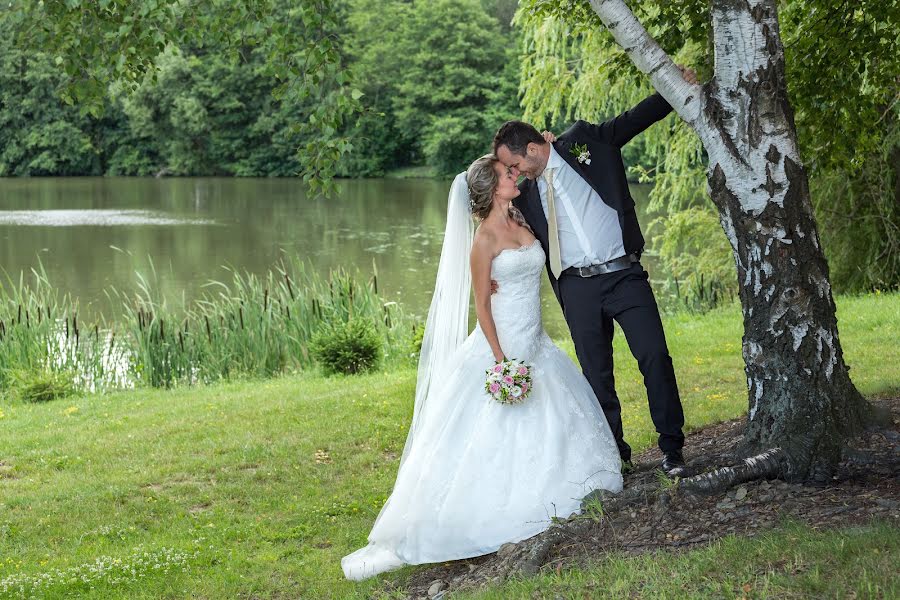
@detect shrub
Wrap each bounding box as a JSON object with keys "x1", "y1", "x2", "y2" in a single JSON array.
[
  {"x1": 8, "y1": 369, "x2": 77, "y2": 403},
  {"x1": 310, "y1": 319, "x2": 382, "y2": 375}
]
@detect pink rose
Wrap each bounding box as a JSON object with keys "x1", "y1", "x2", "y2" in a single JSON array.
[
  {"x1": 517, "y1": 366, "x2": 528, "y2": 375},
  {"x1": 521, "y1": 383, "x2": 529, "y2": 393},
  {"x1": 489, "y1": 383, "x2": 501, "y2": 393},
  {"x1": 503, "y1": 375, "x2": 514, "y2": 385},
  {"x1": 492, "y1": 364, "x2": 503, "y2": 373}
]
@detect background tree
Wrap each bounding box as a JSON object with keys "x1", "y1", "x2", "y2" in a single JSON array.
[
  {"x1": 0, "y1": 19, "x2": 100, "y2": 176},
  {"x1": 342, "y1": 0, "x2": 520, "y2": 176},
  {"x1": 2, "y1": 0, "x2": 360, "y2": 193},
  {"x1": 2, "y1": 0, "x2": 522, "y2": 180},
  {"x1": 106, "y1": 45, "x2": 305, "y2": 176}
]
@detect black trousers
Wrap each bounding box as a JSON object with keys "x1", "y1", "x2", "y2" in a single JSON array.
[{"x1": 558, "y1": 263, "x2": 684, "y2": 462}]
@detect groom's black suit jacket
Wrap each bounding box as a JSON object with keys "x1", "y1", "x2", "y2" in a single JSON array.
[{"x1": 512, "y1": 92, "x2": 673, "y2": 303}]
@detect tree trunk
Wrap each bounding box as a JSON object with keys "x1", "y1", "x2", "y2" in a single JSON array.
[{"x1": 588, "y1": 0, "x2": 870, "y2": 479}]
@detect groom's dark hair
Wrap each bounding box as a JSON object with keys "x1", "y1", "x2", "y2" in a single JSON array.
[{"x1": 493, "y1": 121, "x2": 545, "y2": 157}]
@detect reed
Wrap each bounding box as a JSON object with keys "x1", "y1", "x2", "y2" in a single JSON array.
[
  {"x1": 0, "y1": 263, "x2": 121, "y2": 397},
  {"x1": 107, "y1": 254, "x2": 413, "y2": 388}
]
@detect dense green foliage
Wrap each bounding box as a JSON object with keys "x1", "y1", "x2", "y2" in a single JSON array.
[
  {"x1": 105, "y1": 47, "x2": 308, "y2": 176},
  {"x1": 0, "y1": 0, "x2": 517, "y2": 179},
  {"x1": 0, "y1": 37, "x2": 309, "y2": 177},
  {"x1": 0, "y1": 39, "x2": 101, "y2": 176},
  {"x1": 7, "y1": 368, "x2": 77, "y2": 403},
  {"x1": 1, "y1": 0, "x2": 361, "y2": 193},
  {"x1": 340, "y1": 0, "x2": 520, "y2": 176}
]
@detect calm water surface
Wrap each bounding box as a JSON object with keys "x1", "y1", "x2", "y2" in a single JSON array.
[{"x1": 0, "y1": 177, "x2": 660, "y2": 339}]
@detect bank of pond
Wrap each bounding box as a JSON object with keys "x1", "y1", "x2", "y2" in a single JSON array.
[{"x1": 1, "y1": 253, "x2": 897, "y2": 410}]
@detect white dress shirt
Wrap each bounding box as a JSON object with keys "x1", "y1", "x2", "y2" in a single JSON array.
[{"x1": 537, "y1": 146, "x2": 626, "y2": 270}]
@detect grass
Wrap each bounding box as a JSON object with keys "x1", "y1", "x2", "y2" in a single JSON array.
[
  {"x1": 0, "y1": 292, "x2": 897, "y2": 598},
  {"x1": 454, "y1": 521, "x2": 898, "y2": 599},
  {"x1": 0, "y1": 263, "x2": 117, "y2": 396}
]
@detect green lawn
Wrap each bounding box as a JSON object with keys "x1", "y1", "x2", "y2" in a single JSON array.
[
  {"x1": 0, "y1": 292, "x2": 897, "y2": 599},
  {"x1": 455, "y1": 522, "x2": 898, "y2": 599}
]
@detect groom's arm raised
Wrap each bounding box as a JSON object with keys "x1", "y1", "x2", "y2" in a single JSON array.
[
  {"x1": 471, "y1": 235, "x2": 506, "y2": 363},
  {"x1": 584, "y1": 65, "x2": 698, "y2": 148}
]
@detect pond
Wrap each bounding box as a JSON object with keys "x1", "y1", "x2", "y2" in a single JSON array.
[{"x1": 0, "y1": 177, "x2": 664, "y2": 339}]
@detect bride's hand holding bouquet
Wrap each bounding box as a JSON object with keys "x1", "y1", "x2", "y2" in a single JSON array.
[{"x1": 485, "y1": 356, "x2": 533, "y2": 405}]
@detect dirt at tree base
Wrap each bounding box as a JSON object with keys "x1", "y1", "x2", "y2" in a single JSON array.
[{"x1": 386, "y1": 396, "x2": 900, "y2": 599}]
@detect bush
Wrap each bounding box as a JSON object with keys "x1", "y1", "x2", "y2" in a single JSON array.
[
  {"x1": 310, "y1": 319, "x2": 382, "y2": 375},
  {"x1": 7, "y1": 369, "x2": 77, "y2": 403}
]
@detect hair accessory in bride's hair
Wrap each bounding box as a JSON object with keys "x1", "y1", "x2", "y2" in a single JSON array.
[{"x1": 464, "y1": 173, "x2": 477, "y2": 212}]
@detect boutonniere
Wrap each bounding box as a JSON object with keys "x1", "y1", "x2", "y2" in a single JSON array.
[{"x1": 570, "y1": 143, "x2": 591, "y2": 165}]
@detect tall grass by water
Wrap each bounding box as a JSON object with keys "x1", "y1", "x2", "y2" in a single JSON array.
[
  {"x1": 0, "y1": 265, "x2": 124, "y2": 398},
  {"x1": 1, "y1": 256, "x2": 412, "y2": 396}
]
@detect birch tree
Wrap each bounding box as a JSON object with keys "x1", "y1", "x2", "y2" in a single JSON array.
[{"x1": 568, "y1": 0, "x2": 872, "y2": 481}]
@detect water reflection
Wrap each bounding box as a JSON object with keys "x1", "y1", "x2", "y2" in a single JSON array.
[{"x1": 0, "y1": 209, "x2": 216, "y2": 226}]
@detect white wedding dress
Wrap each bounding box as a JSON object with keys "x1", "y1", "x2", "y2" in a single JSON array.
[{"x1": 341, "y1": 238, "x2": 623, "y2": 580}]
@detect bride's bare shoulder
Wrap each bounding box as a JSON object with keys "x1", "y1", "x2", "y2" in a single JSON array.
[{"x1": 472, "y1": 225, "x2": 499, "y2": 259}]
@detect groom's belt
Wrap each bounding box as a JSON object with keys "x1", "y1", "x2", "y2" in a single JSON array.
[{"x1": 562, "y1": 254, "x2": 639, "y2": 278}]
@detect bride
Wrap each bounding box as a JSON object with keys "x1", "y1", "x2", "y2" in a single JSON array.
[{"x1": 341, "y1": 153, "x2": 623, "y2": 581}]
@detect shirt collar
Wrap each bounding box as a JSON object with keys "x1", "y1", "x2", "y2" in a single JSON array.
[{"x1": 544, "y1": 144, "x2": 564, "y2": 174}]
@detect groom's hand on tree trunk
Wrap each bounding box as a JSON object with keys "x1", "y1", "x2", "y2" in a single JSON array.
[{"x1": 677, "y1": 64, "x2": 699, "y2": 85}]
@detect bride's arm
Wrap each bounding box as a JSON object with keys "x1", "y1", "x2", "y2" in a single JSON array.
[{"x1": 471, "y1": 236, "x2": 505, "y2": 363}]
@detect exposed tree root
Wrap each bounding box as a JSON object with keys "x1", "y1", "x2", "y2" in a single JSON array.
[
  {"x1": 677, "y1": 448, "x2": 786, "y2": 495},
  {"x1": 841, "y1": 447, "x2": 879, "y2": 466},
  {"x1": 498, "y1": 448, "x2": 788, "y2": 578}
]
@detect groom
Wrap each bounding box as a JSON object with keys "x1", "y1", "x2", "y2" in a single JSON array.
[{"x1": 493, "y1": 72, "x2": 696, "y2": 477}]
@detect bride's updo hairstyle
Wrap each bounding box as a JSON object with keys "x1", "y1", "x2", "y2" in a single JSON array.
[
  {"x1": 465, "y1": 153, "x2": 534, "y2": 233},
  {"x1": 466, "y1": 154, "x2": 499, "y2": 220}
]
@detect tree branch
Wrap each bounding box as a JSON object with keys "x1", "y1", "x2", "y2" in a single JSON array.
[
  {"x1": 585, "y1": 0, "x2": 736, "y2": 172},
  {"x1": 587, "y1": 0, "x2": 756, "y2": 199},
  {"x1": 587, "y1": 0, "x2": 703, "y2": 125}
]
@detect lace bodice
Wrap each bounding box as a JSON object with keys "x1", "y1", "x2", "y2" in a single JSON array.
[{"x1": 475, "y1": 239, "x2": 547, "y2": 361}]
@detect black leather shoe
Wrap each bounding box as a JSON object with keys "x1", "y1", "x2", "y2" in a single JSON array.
[{"x1": 661, "y1": 450, "x2": 688, "y2": 478}]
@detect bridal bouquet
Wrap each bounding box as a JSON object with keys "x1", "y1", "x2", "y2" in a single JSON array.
[{"x1": 485, "y1": 358, "x2": 533, "y2": 405}]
